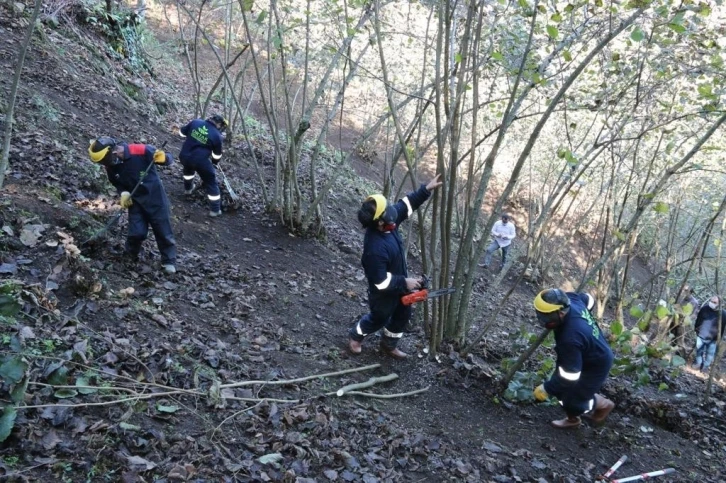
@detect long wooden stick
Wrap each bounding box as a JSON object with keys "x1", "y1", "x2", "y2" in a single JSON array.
[
  {"x1": 220, "y1": 363, "x2": 381, "y2": 389},
  {"x1": 342, "y1": 387, "x2": 430, "y2": 399},
  {"x1": 331, "y1": 374, "x2": 399, "y2": 397},
  {"x1": 17, "y1": 365, "x2": 384, "y2": 410}
]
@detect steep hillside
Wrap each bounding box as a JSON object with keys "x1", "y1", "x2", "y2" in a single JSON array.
[{"x1": 1, "y1": 3, "x2": 725, "y2": 483}]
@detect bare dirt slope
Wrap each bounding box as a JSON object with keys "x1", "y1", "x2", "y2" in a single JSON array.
[{"x1": 1, "y1": 4, "x2": 726, "y2": 483}]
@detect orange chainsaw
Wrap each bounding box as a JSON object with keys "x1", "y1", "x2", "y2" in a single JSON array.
[{"x1": 401, "y1": 276, "x2": 456, "y2": 306}]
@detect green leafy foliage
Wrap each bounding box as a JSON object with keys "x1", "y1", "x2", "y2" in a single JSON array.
[
  {"x1": 255, "y1": 10, "x2": 268, "y2": 25},
  {"x1": 76, "y1": 376, "x2": 98, "y2": 395},
  {"x1": 502, "y1": 329, "x2": 556, "y2": 402},
  {"x1": 652, "y1": 201, "x2": 669, "y2": 214},
  {"x1": 655, "y1": 304, "x2": 670, "y2": 319},
  {"x1": 629, "y1": 305, "x2": 644, "y2": 318},
  {"x1": 667, "y1": 11, "x2": 686, "y2": 34},
  {"x1": 81, "y1": 2, "x2": 151, "y2": 73},
  {"x1": 0, "y1": 295, "x2": 21, "y2": 317},
  {"x1": 631, "y1": 26, "x2": 645, "y2": 41},
  {"x1": 546, "y1": 25, "x2": 559, "y2": 39},
  {"x1": 682, "y1": 303, "x2": 694, "y2": 317},
  {"x1": 609, "y1": 303, "x2": 685, "y2": 388},
  {"x1": 637, "y1": 311, "x2": 652, "y2": 332},
  {"x1": 54, "y1": 388, "x2": 78, "y2": 399},
  {"x1": 0, "y1": 357, "x2": 27, "y2": 384},
  {"x1": 0, "y1": 282, "x2": 21, "y2": 317},
  {"x1": 46, "y1": 363, "x2": 69, "y2": 385},
  {"x1": 503, "y1": 371, "x2": 542, "y2": 402},
  {"x1": 156, "y1": 404, "x2": 180, "y2": 413},
  {"x1": 10, "y1": 377, "x2": 28, "y2": 404},
  {"x1": 0, "y1": 407, "x2": 17, "y2": 442}
]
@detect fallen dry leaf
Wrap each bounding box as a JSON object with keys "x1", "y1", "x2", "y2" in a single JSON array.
[
  {"x1": 126, "y1": 455, "x2": 157, "y2": 471},
  {"x1": 20, "y1": 224, "x2": 46, "y2": 247}
]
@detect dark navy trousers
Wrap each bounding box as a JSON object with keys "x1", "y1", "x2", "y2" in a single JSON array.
[{"x1": 181, "y1": 156, "x2": 221, "y2": 212}]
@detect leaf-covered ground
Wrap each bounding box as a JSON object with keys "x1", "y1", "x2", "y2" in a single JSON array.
[{"x1": 1, "y1": 3, "x2": 726, "y2": 482}]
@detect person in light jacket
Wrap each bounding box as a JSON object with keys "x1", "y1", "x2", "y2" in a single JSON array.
[{"x1": 479, "y1": 214, "x2": 516, "y2": 268}]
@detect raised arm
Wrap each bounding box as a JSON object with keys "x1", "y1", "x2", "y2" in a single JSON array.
[{"x1": 393, "y1": 174, "x2": 443, "y2": 224}]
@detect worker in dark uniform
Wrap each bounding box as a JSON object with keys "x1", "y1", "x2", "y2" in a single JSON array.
[
  {"x1": 88, "y1": 137, "x2": 177, "y2": 274},
  {"x1": 348, "y1": 174, "x2": 443, "y2": 359},
  {"x1": 178, "y1": 115, "x2": 227, "y2": 217},
  {"x1": 532, "y1": 289, "x2": 615, "y2": 428}
]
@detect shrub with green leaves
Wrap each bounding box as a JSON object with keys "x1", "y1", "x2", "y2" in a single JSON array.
[
  {"x1": 502, "y1": 328, "x2": 557, "y2": 403},
  {"x1": 609, "y1": 302, "x2": 687, "y2": 388}
]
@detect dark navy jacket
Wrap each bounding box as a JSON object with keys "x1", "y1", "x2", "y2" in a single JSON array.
[
  {"x1": 179, "y1": 119, "x2": 223, "y2": 163},
  {"x1": 104, "y1": 143, "x2": 172, "y2": 216},
  {"x1": 361, "y1": 185, "x2": 431, "y2": 297},
  {"x1": 544, "y1": 292, "x2": 614, "y2": 397},
  {"x1": 694, "y1": 305, "x2": 726, "y2": 341}
]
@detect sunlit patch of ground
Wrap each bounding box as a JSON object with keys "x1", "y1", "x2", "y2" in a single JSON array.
[{"x1": 683, "y1": 362, "x2": 726, "y2": 389}]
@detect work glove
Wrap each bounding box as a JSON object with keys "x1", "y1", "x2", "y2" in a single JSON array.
[
  {"x1": 534, "y1": 384, "x2": 548, "y2": 402},
  {"x1": 120, "y1": 191, "x2": 133, "y2": 208},
  {"x1": 153, "y1": 150, "x2": 167, "y2": 164}
]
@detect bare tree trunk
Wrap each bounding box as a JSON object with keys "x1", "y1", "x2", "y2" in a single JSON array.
[
  {"x1": 0, "y1": 0, "x2": 43, "y2": 190},
  {"x1": 445, "y1": 0, "x2": 541, "y2": 342},
  {"x1": 616, "y1": 232, "x2": 638, "y2": 324}
]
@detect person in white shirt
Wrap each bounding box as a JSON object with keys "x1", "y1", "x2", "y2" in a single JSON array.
[{"x1": 479, "y1": 214, "x2": 516, "y2": 268}]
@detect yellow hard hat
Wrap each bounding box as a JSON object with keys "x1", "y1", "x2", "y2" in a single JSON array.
[
  {"x1": 88, "y1": 137, "x2": 116, "y2": 163},
  {"x1": 366, "y1": 194, "x2": 388, "y2": 221},
  {"x1": 533, "y1": 289, "x2": 570, "y2": 313}
]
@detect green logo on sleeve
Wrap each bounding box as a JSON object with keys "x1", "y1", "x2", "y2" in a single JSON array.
[
  {"x1": 581, "y1": 309, "x2": 600, "y2": 338},
  {"x1": 191, "y1": 125, "x2": 209, "y2": 144}
]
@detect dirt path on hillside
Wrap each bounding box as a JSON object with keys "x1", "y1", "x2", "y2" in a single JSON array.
[{"x1": 1, "y1": 5, "x2": 726, "y2": 482}]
